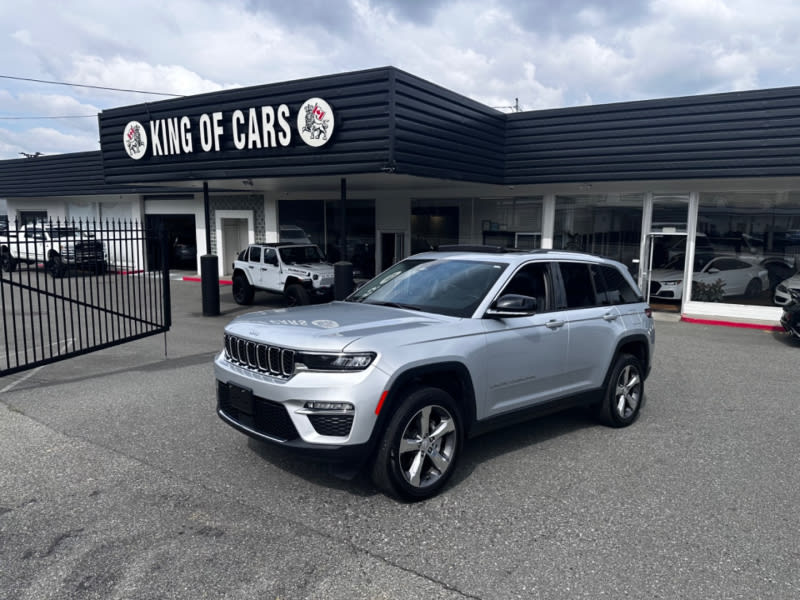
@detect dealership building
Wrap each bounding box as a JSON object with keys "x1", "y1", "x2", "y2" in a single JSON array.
[{"x1": 1, "y1": 66, "x2": 799, "y2": 326}]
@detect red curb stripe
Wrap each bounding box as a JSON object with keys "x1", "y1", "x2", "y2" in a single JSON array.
[
  {"x1": 680, "y1": 316, "x2": 783, "y2": 331},
  {"x1": 182, "y1": 276, "x2": 233, "y2": 285}
]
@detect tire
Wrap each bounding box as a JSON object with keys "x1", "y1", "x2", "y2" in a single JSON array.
[
  {"x1": 93, "y1": 261, "x2": 107, "y2": 275},
  {"x1": 371, "y1": 386, "x2": 462, "y2": 501},
  {"x1": 285, "y1": 283, "x2": 310, "y2": 306},
  {"x1": 597, "y1": 353, "x2": 644, "y2": 428},
  {"x1": 232, "y1": 272, "x2": 254, "y2": 305},
  {"x1": 745, "y1": 278, "x2": 762, "y2": 297},
  {"x1": 47, "y1": 253, "x2": 66, "y2": 278},
  {"x1": 0, "y1": 250, "x2": 16, "y2": 273}
]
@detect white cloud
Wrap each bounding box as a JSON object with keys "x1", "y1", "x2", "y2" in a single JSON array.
[{"x1": 3, "y1": 0, "x2": 800, "y2": 158}]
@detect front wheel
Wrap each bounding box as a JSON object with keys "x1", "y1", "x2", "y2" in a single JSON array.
[
  {"x1": 285, "y1": 284, "x2": 310, "y2": 306},
  {"x1": 232, "y1": 273, "x2": 254, "y2": 305},
  {"x1": 597, "y1": 353, "x2": 644, "y2": 427},
  {"x1": 371, "y1": 386, "x2": 463, "y2": 501}
]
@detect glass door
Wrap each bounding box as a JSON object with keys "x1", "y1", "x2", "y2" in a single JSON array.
[{"x1": 641, "y1": 195, "x2": 691, "y2": 308}]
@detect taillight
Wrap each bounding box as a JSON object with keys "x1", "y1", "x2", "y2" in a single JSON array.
[{"x1": 644, "y1": 307, "x2": 653, "y2": 318}]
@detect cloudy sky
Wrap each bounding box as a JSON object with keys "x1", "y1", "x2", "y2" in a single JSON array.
[{"x1": 2, "y1": 0, "x2": 799, "y2": 160}]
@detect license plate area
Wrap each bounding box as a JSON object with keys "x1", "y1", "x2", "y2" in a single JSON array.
[{"x1": 225, "y1": 382, "x2": 253, "y2": 415}]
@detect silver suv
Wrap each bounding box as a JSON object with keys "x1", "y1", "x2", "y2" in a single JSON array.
[{"x1": 215, "y1": 247, "x2": 655, "y2": 500}]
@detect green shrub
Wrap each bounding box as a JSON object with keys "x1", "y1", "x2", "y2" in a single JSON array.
[{"x1": 691, "y1": 278, "x2": 725, "y2": 302}]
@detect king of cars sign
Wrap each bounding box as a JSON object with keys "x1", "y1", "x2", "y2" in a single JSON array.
[{"x1": 121, "y1": 98, "x2": 335, "y2": 160}]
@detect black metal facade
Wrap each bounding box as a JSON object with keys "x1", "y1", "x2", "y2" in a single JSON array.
[
  {"x1": 5, "y1": 68, "x2": 800, "y2": 194},
  {"x1": 98, "y1": 68, "x2": 396, "y2": 184},
  {"x1": 1, "y1": 219, "x2": 171, "y2": 376},
  {"x1": 0, "y1": 152, "x2": 185, "y2": 198},
  {"x1": 504, "y1": 86, "x2": 800, "y2": 184}
]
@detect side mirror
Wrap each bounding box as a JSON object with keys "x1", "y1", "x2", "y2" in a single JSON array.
[
  {"x1": 707, "y1": 267, "x2": 720, "y2": 274},
  {"x1": 485, "y1": 294, "x2": 538, "y2": 318}
]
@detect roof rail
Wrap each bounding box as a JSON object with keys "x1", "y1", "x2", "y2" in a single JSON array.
[{"x1": 436, "y1": 244, "x2": 510, "y2": 254}]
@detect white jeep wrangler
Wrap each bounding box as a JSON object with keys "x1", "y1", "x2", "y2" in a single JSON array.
[{"x1": 231, "y1": 243, "x2": 335, "y2": 306}]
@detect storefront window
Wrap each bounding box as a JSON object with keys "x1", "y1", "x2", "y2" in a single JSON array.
[
  {"x1": 694, "y1": 192, "x2": 800, "y2": 306},
  {"x1": 278, "y1": 199, "x2": 376, "y2": 278},
  {"x1": 554, "y1": 194, "x2": 643, "y2": 271},
  {"x1": 411, "y1": 197, "x2": 543, "y2": 251}
]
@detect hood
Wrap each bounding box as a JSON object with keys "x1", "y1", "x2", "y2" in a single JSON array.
[
  {"x1": 225, "y1": 301, "x2": 451, "y2": 352},
  {"x1": 780, "y1": 273, "x2": 800, "y2": 290},
  {"x1": 650, "y1": 269, "x2": 683, "y2": 282},
  {"x1": 285, "y1": 263, "x2": 333, "y2": 275}
]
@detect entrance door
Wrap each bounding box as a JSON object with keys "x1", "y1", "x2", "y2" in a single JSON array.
[
  {"x1": 222, "y1": 218, "x2": 249, "y2": 276},
  {"x1": 641, "y1": 194, "x2": 691, "y2": 308},
  {"x1": 379, "y1": 232, "x2": 405, "y2": 272}
]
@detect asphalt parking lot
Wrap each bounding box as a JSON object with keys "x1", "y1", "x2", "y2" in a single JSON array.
[{"x1": 1, "y1": 279, "x2": 799, "y2": 599}]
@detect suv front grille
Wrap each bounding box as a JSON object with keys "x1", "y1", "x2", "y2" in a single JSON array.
[{"x1": 224, "y1": 334, "x2": 295, "y2": 378}]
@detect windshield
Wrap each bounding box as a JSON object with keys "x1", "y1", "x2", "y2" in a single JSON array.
[
  {"x1": 279, "y1": 245, "x2": 325, "y2": 264},
  {"x1": 348, "y1": 258, "x2": 508, "y2": 318},
  {"x1": 663, "y1": 253, "x2": 713, "y2": 271}
]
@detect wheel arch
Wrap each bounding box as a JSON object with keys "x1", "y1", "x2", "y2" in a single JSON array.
[
  {"x1": 602, "y1": 334, "x2": 651, "y2": 390},
  {"x1": 374, "y1": 361, "x2": 477, "y2": 440},
  {"x1": 232, "y1": 267, "x2": 254, "y2": 284},
  {"x1": 284, "y1": 275, "x2": 312, "y2": 290}
]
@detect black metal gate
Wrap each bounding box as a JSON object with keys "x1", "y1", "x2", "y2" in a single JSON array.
[{"x1": 1, "y1": 219, "x2": 171, "y2": 377}]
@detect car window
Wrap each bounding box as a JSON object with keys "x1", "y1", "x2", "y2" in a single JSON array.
[
  {"x1": 499, "y1": 263, "x2": 550, "y2": 312},
  {"x1": 597, "y1": 265, "x2": 642, "y2": 304},
  {"x1": 263, "y1": 248, "x2": 277, "y2": 264},
  {"x1": 248, "y1": 246, "x2": 262, "y2": 262},
  {"x1": 557, "y1": 262, "x2": 598, "y2": 309},
  {"x1": 709, "y1": 258, "x2": 748, "y2": 271}
]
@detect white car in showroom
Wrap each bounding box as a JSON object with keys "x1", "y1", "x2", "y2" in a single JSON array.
[{"x1": 650, "y1": 253, "x2": 769, "y2": 301}]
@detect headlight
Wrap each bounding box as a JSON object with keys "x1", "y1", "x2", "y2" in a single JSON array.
[
  {"x1": 662, "y1": 280, "x2": 682, "y2": 285},
  {"x1": 296, "y1": 352, "x2": 376, "y2": 371}
]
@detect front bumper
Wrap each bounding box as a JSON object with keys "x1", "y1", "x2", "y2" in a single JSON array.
[{"x1": 214, "y1": 351, "x2": 388, "y2": 457}]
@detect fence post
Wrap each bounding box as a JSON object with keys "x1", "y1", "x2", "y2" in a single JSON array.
[{"x1": 161, "y1": 228, "x2": 172, "y2": 328}]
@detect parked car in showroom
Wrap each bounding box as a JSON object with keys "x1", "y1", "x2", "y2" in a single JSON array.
[
  {"x1": 215, "y1": 246, "x2": 655, "y2": 501},
  {"x1": 649, "y1": 253, "x2": 769, "y2": 301}
]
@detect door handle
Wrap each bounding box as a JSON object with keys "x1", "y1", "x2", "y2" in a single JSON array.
[
  {"x1": 603, "y1": 313, "x2": 619, "y2": 321},
  {"x1": 545, "y1": 319, "x2": 565, "y2": 329}
]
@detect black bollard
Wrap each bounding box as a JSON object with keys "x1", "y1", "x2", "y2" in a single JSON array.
[
  {"x1": 201, "y1": 254, "x2": 220, "y2": 316},
  {"x1": 334, "y1": 261, "x2": 354, "y2": 300}
]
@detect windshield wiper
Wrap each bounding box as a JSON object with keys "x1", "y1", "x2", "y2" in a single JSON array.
[{"x1": 365, "y1": 301, "x2": 422, "y2": 311}]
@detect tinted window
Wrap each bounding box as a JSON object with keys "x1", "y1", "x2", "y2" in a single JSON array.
[
  {"x1": 500, "y1": 263, "x2": 550, "y2": 311},
  {"x1": 348, "y1": 258, "x2": 507, "y2": 318},
  {"x1": 248, "y1": 246, "x2": 262, "y2": 262},
  {"x1": 558, "y1": 262, "x2": 597, "y2": 308},
  {"x1": 598, "y1": 265, "x2": 641, "y2": 304}
]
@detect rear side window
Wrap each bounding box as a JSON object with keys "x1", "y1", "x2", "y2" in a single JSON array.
[
  {"x1": 597, "y1": 265, "x2": 642, "y2": 304},
  {"x1": 557, "y1": 262, "x2": 597, "y2": 308}
]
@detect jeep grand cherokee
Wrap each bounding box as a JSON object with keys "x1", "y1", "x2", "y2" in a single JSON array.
[{"x1": 215, "y1": 246, "x2": 655, "y2": 501}]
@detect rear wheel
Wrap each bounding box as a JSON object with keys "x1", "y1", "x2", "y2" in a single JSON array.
[
  {"x1": 232, "y1": 272, "x2": 254, "y2": 305},
  {"x1": 0, "y1": 250, "x2": 16, "y2": 273},
  {"x1": 47, "y1": 253, "x2": 66, "y2": 278},
  {"x1": 285, "y1": 284, "x2": 310, "y2": 306},
  {"x1": 597, "y1": 353, "x2": 644, "y2": 427},
  {"x1": 371, "y1": 386, "x2": 462, "y2": 501},
  {"x1": 745, "y1": 278, "x2": 762, "y2": 297}
]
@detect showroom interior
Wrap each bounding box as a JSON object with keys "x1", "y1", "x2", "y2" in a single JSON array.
[{"x1": 2, "y1": 66, "x2": 800, "y2": 327}]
